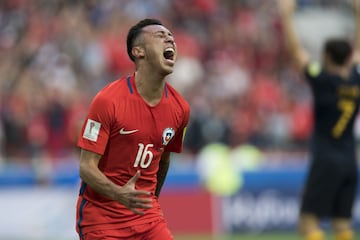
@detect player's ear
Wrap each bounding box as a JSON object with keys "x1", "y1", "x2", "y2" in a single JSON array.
[{"x1": 132, "y1": 46, "x2": 145, "y2": 60}]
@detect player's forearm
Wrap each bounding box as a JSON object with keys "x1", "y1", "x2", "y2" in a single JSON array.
[
  {"x1": 155, "y1": 152, "x2": 171, "y2": 197},
  {"x1": 280, "y1": 13, "x2": 306, "y2": 69},
  {"x1": 79, "y1": 163, "x2": 121, "y2": 200}
]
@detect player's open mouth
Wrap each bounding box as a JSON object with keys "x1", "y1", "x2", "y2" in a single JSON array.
[{"x1": 163, "y1": 48, "x2": 175, "y2": 61}]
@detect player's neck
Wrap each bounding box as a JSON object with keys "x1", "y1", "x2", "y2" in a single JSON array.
[
  {"x1": 325, "y1": 63, "x2": 351, "y2": 80},
  {"x1": 134, "y1": 71, "x2": 166, "y2": 106}
]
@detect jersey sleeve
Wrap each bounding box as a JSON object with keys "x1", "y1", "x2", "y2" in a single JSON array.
[
  {"x1": 77, "y1": 93, "x2": 114, "y2": 155},
  {"x1": 164, "y1": 103, "x2": 190, "y2": 153}
]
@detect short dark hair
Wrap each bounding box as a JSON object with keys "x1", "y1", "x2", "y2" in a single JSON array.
[
  {"x1": 126, "y1": 18, "x2": 163, "y2": 62},
  {"x1": 323, "y1": 38, "x2": 352, "y2": 65}
]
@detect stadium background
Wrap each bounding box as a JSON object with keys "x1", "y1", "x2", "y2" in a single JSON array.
[{"x1": 0, "y1": 0, "x2": 359, "y2": 239}]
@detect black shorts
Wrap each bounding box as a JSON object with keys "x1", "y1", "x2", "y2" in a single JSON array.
[{"x1": 300, "y1": 158, "x2": 358, "y2": 219}]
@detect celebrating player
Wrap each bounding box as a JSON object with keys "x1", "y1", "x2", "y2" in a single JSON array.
[
  {"x1": 75, "y1": 18, "x2": 190, "y2": 240},
  {"x1": 278, "y1": 0, "x2": 360, "y2": 240}
]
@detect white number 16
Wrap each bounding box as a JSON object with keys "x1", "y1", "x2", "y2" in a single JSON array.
[{"x1": 133, "y1": 143, "x2": 154, "y2": 168}]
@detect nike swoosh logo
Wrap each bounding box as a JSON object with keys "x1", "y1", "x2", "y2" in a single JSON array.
[{"x1": 119, "y1": 128, "x2": 139, "y2": 135}]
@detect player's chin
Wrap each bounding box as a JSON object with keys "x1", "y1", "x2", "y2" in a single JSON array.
[{"x1": 161, "y1": 64, "x2": 174, "y2": 75}]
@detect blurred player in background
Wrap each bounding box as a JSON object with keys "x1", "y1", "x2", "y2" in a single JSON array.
[
  {"x1": 278, "y1": 0, "x2": 360, "y2": 240},
  {"x1": 75, "y1": 18, "x2": 190, "y2": 240}
]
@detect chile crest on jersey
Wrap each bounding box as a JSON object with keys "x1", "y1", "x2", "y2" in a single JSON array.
[{"x1": 162, "y1": 127, "x2": 175, "y2": 146}]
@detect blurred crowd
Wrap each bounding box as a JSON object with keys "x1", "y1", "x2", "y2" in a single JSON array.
[{"x1": 0, "y1": 0, "x2": 356, "y2": 166}]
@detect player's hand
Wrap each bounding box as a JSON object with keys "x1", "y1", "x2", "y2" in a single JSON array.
[
  {"x1": 113, "y1": 170, "x2": 153, "y2": 215},
  {"x1": 277, "y1": 0, "x2": 297, "y2": 17}
]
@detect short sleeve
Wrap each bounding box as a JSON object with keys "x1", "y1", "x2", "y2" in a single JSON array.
[
  {"x1": 164, "y1": 103, "x2": 190, "y2": 153},
  {"x1": 77, "y1": 93, "x2": 114, "y2": 155}
]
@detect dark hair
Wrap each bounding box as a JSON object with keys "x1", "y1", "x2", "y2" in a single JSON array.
[
  {"x1": 323, "y1": 38, "x2": 352, "y2": 65},
  {"x1": 126, "y1": 18, "x2": 163, "y2": 62}
]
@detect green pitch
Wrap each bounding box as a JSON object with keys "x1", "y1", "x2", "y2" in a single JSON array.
[
  {"x1": 175, "y1": 232, "x2": 358, "y2": 240},
  {"x1": 175, "y1": 233, "x2": 300, "y2": 240}
]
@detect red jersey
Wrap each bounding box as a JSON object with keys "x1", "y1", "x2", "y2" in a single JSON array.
[{"x1": 76, "y1": 74, "x2": 190, "y2": 235}]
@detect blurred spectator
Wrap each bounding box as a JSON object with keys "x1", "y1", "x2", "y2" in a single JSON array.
[{"x1": 0, "y1": 0, "x2": 356, "y2": 171}]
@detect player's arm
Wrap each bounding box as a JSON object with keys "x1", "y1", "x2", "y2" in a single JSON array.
[
  {"x1": 155, "y1": 151, "x2": 171, "y2": 198},
  {"x1": 278, "y1": 0, "x2": 311, "y2": 72},
  {"x1": 352, "y1": 0, "x2": 360, "y2": 64},
  {"x1": 79, "y1": 148, "x2": 153, "y2": 215}
]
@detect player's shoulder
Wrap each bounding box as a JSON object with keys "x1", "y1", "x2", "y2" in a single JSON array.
[
  {"x1": 95, "y1": 76, "x2": 130, "y2": 99},
  {"x1": 89, "y1": 76, "x2": 130, "y2": 110},
  {"x1": 165, "y1": 83, "x2": 190, "y2": 112}
]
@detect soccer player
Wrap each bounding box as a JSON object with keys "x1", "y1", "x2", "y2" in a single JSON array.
[
  {"x1": 278, "y1": 1, "x2": 360, "y2": 240},
  {"x1": 75, "y1": 19, "x2": 190, "y2": 240}
]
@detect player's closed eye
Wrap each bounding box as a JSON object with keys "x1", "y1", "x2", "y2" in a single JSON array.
[{"x1": 146, "y1": 31, "x2": 174, "y2": 41}]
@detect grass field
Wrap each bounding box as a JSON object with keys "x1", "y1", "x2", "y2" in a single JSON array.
[
  {"x1": 174, "y1": 232, "x2": 359, "y2": 240},
  {"x1": 175, "y1": 233, "x2": 301, "y2": 240}
]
